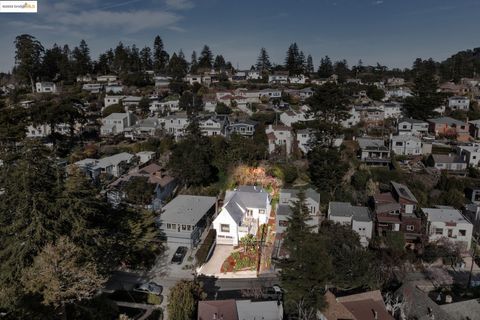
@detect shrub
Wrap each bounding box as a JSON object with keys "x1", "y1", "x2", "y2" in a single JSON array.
[
  {"x1": 195, "y1": 229, "x2": 216, "y2": 265},
  {"x1": 147, "y1": 293, "x2": 163, "y2": 305}
]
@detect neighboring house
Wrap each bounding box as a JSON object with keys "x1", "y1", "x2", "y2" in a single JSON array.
[
  {"x1": 228, "y1": 119, "x2": 257, "y2": 137},
  {"x1": 213, "y1": 186, "x2": 271, "y2": 246},
  {"x1": 122, "y1": 96, "x2": 143, "y2": 108},
  {"x1": 268, "y1": 71, "x2": 289, "y2": 84},
  {"x1": 422, "y1": 207, "x2": 473, "y2": 250},
  {"x1": 149, "y1": 99, "x2": 180, "y2": 113},
  {"x1": 26, "y1": 123, "x2": 76, "y2": 138},
  {"x1": 397, "y1": 118, "x2": 429, "y2": 136},
  {"x1": 457, "y1": 144, "x2": 480, "y2": 167},
  {"x1": 157, "y1": 195, "x2": 217, "y2": 248},
  {"x1": 199, "y1": 115, "x2": 228, "y2": 137},
  {"x1": 469, "y1": 119, "x2": 480, "y2": 139},
  {"x1": 265, "y1": 125, "x2": 294, "y2": 156},
  {"x1": 439, "y1": 81, "x2": 469, "y2": 95},
  {"x1": 356, "y1": 106, "x2": 385, "y2": 125},
  {"x1": 73, "y1": 152, "x2": 134, "y2": 180},
  {"x1": 186, "y1": 74, "x2": 202, "y2": 85},
  {"x1": 373, "y1": 181, "x2": 423, "y2": 243},
  {"x1": 247, "y1": 70, "x2": 261, "y2": 80},
  {"x1": 258, "y1": 89, "x2": 282, "y2": 99},
  {"x1": 105, "y1": 84, "x2": 123, "y2": 94},
  {"x1": 82, "y1": 83, "x2": 103, "y2": 93},
  {"x1": 197, "y1": 299, "x2": 283, "y2": 320},
  {"x1": 441, "y1": 299, "x2": 480, "y2": 320},
  {"x1": 328, "y1": 202, "x2": 373, "y2": 247},
  {"x1": 97, "y1": 75, "x2": 118, "y2": 83},
  {"x1": 447, "y1": 96, "x2": 470, "y2": 111},
  {"x1": 104, "y1": 95, "x2": 125, "y2": 108},
  {"x1": 382, "y1": 102, "x2": 403, "y2": 119},
  {"x1": 296, "y1": 129, "x2": 314, "y2": 154},
  {"x1": 100, "y1": 112, "x2": 134, "y2": 136},
  {"x1": 394, "y1": 283, "x2": 455, "y2": 320},
  {"x1": 357, "y1": 137, "x2": 390, "y2": 166},
  {"x1": 107, "y1": 163, "x2": 177, "y2": 210},
  {"x1": 162, "y1": 113, "x2": 190, "y2": 139},
  {"x1": 124, "y1": 117, "x2": 162, "y2": 139},
  {"x1": 386, "y1": 77, "x2": 405, "y2": 86},
  {"x1": 428, "y1": 154, "x2": 468, "y2": 172},
  {"x1": 384, "y1": 87, "x2": 412, "y2": 100},
  {"x1": 427, "y1": 117, "x2": 470, "y2": 141},
  {"x1": 154, "y1": 75, "x2": 171, "y2": 88},
  {"x1": 288, "y1": 74, "x2": 307, "y2": 84},
  {"x1": 276, "y1": 188, "x2": 321, "y2": 234},
  {"x1": 320, "y1": 290, "x2": 393, "y2": 320},
  {"x1": 390, "y1": 135, "x2": 423, "y2": 156},
  {"x1": 76, "y1": 74, "x2": 93, "y2": 82},
  {"x1": 35, "y1": 82, "x2": 57, "y2": 93},
  {"x1": 280, "y1": 110, "x2": 308, "y2": 127}
]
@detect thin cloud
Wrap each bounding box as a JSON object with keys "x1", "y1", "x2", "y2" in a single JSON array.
[
  {"x1": 372, "y1": 0, "x2": 384, "y2": 5},
  {"x1": 165, "y1": 0, "x2": 194, "y2": 10}
]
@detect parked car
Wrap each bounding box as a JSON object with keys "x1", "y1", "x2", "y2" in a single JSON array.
[
  {"x1": 133, "y1": 282, "x2": 163, "y2": 295},
  {"x1": 171, "y1": 246, "x2": 188, "y2": 264},
  {"x1": 262, "y1": 285, "x2": 283, "y2": 300}
]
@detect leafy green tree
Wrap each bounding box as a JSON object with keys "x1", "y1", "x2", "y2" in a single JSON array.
[
  {"x1": 21, "y1": 237, "x2": 105, "y2": 308},
  {"x1": 124, "y1": 177, "x2": 155, "y2": 205},
  {"x1": 366, "y1": 85, "x2": 385, "y2": 101},
  {"x1": 102, "y1": 103, "x2": 124, "y2": 117},
  {"x1": 167, "y1": 280, "x2": 206, "y2": 320},
  {"x1": 307, "y1": 82, "x2": 350, "y2": 147},
  {"x1": 308, "y1": 147, "x2": 348, "y2": 199},
  {"x1": 333, "y1": 59, "x2": 350, "y2": 82},
  {"x1": 215, "y1": 102, "x2": 232, "y2": 114},
  {"x1": 179, "y1": 91, "x2": 203, "y2": 114},
  {"x1": 0, "y1": 104, "x2": 27, "y2": 143},
  {"x1": 14, "y1": 34, "x2": 44, "y2": 92},
  {"x1": 317, "y1": 56, "x2": 333, "y2": 78}
]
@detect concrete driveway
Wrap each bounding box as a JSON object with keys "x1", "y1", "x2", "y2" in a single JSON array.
[{"x1": 198, "y1": 244, "x2": 233, "y2": 276}]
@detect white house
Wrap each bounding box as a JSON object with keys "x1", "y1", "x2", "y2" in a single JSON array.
[
  {"x1": 35, "y1": 82, "x2": 57, "y2": 93},
  {"x1": 186, "y1": 74, "x2": 202, "y2": 85},
  {"x1": 73, "y1": 152, "x2": 134, "y2": 180},
  {"x1": 268, "y1": 71, "x2": 289, "y2": 84},
  {"x1": 265, "y1": 125, "x2": 294, "y2": 156},
  {"x1": 429, "y1": 154, "x2": 468, "y2": 171},
  {"x1": 384, "y1": 87, "x2": 412, "y2": 100},
  {"x1": 154, "y1": 76, "x2": 171, "y2": 88},
  {"x1": 105, "y1": 85, "x2": 123, "y2": 94},
  {"x1": 213, "y1": 186, "x2": 271, "y2": 246},
  {"x1": 390, "y1": 135, "x2": 422, "y2": 156},
  {"x1": 247, "y1": 70, "x2": 261, "y2": 80},
  {"x1": 228, "y1": 120, "x2": 257, "y2": 137},
  {"x1": 277, "y1": 188, "x2": 320, "y2": 234},
  {"x1": 82, "y1": 83, "x2": 103, "y2": 93},
  {"x1": 100, "y1": 112, "x2": 133, "y2": 136},
  {"x1": 26, "y1": 123, "x2": 77, "y2": 138},
  {"x1": 397, "y1": 118, "x2": 429, "y2": 136},
  {"x1": 288, "y1": 74, "x2": 307, "y2": 84},
  {"x1": 328, "y1": 202, "x2": 373, "y2": 247},
  {"x1": 296, "y1": 129, "x2": 314, "y2": 154},
  {"x1": 382, "y1": 102, "x2": 403, "y2": 119},
  {"x1": 162, "y1": 113, "x2": 190, "y2": 139},
  {"x1": 104, "y1": 95, "x2": 125, "y2": 108},
  {"x1": 97, "y1": 75, "x2": 118, "y2": 83},
  {"x1": 199, "y1": 115, "x2": 228, "y2": 137},
  {"x1": 422, "y1": 207, "x2": 473, "y2": 251},
  {"x1": 149, "y1": 99, "x2": 180, "y2": 113},
  {"x1": 258, "y1": 89, "x2": 282, "y2": 100},
  {"x1": 76, "y1": 74, "x2": 93, "y2": 83},
  {"x1": 280, "y1": 110, "x2": 308, "y2": 127},
  {"x1": 357, "y1": 137, "x2": 390, "y2": 166},
  {"x1": 124, "y1": 117, "x2": 162, "y2": 139},
  {"x1": 457, "y1": 144, "x2": 480, "y2": 167},
  {"x1": 448, "y1": 96, "x2": 470, "y2": 111}
]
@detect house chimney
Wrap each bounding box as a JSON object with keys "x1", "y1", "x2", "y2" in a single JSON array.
[
  {"x1": 213, "y1": 313, "x2": 217, "y2": 320},
  {"x1": 372, "y1": 309, "x2": 378, "y2": 320}
]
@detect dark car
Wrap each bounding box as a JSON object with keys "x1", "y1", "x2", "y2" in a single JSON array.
[{"x1": 171, "y1": 246, "x2": 188, "y2": 264}]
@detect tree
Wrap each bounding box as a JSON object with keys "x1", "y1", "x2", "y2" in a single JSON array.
[
  {"x1": 72, "y1": 40, "x2": 92, "y2": 76},
  {"x1": 317, "y1": 56, "x2": 333, "y2": 78},
  {"x1": 21, "y1": 237, "x2": 105, "y2": 308},
  {"x1": 307, "y1": 82, "x2": 350, "y2": 147},
  {"x1": 14, "y1": 34, "x2": 44, "y2": 92},
  {"x1": 256, "y1": 48, "x2": 272, "y2": 73},
  {"x1": 308, "y1": 147, "x2": 348, "y2": 199},
  {"x1": 213, "y1": 55, "x2": 226, "y2": 71},
  {"x1": 167, "y1": 280, "x2": 206, "y2": 320},
  {"x1": 306, "y1": 54, "x2": 314, "y2": 75},
  {"x1": 404, "y1": 65, "x2": 442, "y2": 119},
  {"x1": 0, "y1": 104, "x2": 27, "y2": 143},
  {"x1": 41, "y1": 44, "x2": 64, "y2": 81},
  {"x1": 190, "y1": 50, "x2": 198, "y2": 73},
  {"x1": 167, "y1": 51, "x2": 189, "y2": 80},
  {"x1": 124, "y1": 177, "x2": 155, "y2": 205},
  {"x1": 285, "y1": 43, "x2": 303, "y2": 75},
  {"x1": 198, "y1": 45, "x2": 213, "y2": 70},
  {"x1": 140, "y1": 46, "x2": 153, "y2": 71},
  {"x1": 179, "y1": 91, "x2": 203, "y2": 114},
  {"x1": 153, "y1": 35, "x2": 169, "y2": 73}
]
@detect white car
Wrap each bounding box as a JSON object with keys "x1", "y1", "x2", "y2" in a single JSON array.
[{"x1": 133, "y1": 282, "x2": 163, "y2": 295}]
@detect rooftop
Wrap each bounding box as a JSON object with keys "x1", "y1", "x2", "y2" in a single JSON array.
[
  {"x1": 422, "y1": 208, "x2": 471, "y2": 224},
  {"x1": 159, "y1": 195, "x2": 216, "y2": 225},
  {"x1": 329, "y1": 202, "x2": 371, "y2": 222}
]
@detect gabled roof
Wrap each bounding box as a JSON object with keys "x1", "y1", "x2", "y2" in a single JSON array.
[
  {"x1": 221, "y1": 186, "x2": 270, "y2": 224},
  {"x1": 281, "y1": 188, "x2": 320, "y2": 205},
  {"x1": 427, "y1": 116, "x2": 466, "y2": 126}
]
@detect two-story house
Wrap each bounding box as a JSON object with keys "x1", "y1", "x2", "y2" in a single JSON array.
[
  {"x1": 422, "y1": 207, "x2": 473, "y2": 251},
  {"x1": 35, "y1": 82, "x2": 57, "y2": 93},
  {"x1": 268, "y1": 71, "x2": 289, "y2": 84},
  {"x1": 328, "y1": 202, "x2": 373, "y2": 247},
  {"x1": 397, "y1": 118, "x2": 429, "y2": 136},
  {"x1": 199, "y1": 115, "x2": 228, "y2": 137},
  {"x1": 73, "y1": 152, "x2": 135, "y2": 180},
  {"x1": 456, "y1": 144, "x2": 480, "y2": 167},
  {"x1": 213, "y1": 186, "x2": 271, "y2": 246},
  {"x1": 447, "y1": 96, "x2": 470, "y2": 111},
  {"x1": 390, "y1": 135, "x2": 423, "y2": 156},
  {"x1": 228, "y1": 119, "x2": 257, "y2": 137},
  {"x1": 357, "y1": 137, "x2": 390, "y2": 166},
  {"x1": 100, "y1": 112, "x2": 134, "y2": 136},
  {"x1": 373, "y1": 181, "x2": 423, "y2": 244},
  {"x1": 162, "y1": 113, "x2": 190, "y2": 139},
  {"x1": 276, "y1": 188, "x2": 321, "y2": 234},
  {"x1": 266, "y1": 125, "x2": 294, "y2": 156},
  {"x1": 427, "y1": 117, "x2": 470, "y2": 142}
]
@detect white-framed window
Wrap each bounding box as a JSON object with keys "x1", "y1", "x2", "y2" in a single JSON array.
[
  {"x1": 220, "y1": 224, "x2": 230, "y2": 233},
  {"x1": 406, "y1": 225, "x2": 414, "y2": 231},
  {"x1": 435, "y1": 228, "x2": 443, "y2": 235}
]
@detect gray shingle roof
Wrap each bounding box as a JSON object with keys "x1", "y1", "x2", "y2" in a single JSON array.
[
  {"x1": 280, "y1": 188, "x2": 320, "y2": 205},
  {"x1": 159, "y1": 195, "x2": 216, "y2": 225},
  {"x1": 329, "y1": 202, "x2": 371, "y2": 222}
]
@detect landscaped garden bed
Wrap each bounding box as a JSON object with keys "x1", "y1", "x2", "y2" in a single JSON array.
[{"x1": 221, "y1": 250, "x2": 257, "y2": 273}]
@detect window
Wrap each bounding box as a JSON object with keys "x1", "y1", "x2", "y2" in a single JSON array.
[
  {"x1": 220, "y1": 224, "x2": 230, "y2": 232},
  {"x1": 459, "y1": 229, "x2": 466, "y2": 236},
  {"x1": 259, "y1": 210, "x2": 265, "y2": 215},
  {"x1": 279, "y1": 220, "x2": 288, "y2": 227},
  {"x1": 187, "y1": 225, "x2": 192, "y2": 231},
  {"x1": 435, "y1": 228, "x2": 443, "y2": 235},
  {"x1": 395, "y1": 142, "x2": 403, "y2": 146},
  {"x1": 171, "y1": 224, "x2": 176, "y2": 230},
  {"x1": 406, "y1": 225, "x2": 414, "y2": 231},
  {"x1": 167, "y1": 223, "x2": 171, "y2": 229},
  {"x1": 182, "y1": 225, "x2": 186, "y2": 231},
  {"x1": 246, "y1": 209, "x2": 253, "y2": 217}
]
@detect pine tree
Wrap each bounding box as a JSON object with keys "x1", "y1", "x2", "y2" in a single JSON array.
[
  {"x1": 213, "y1": 55, "x2": 226, "y2": 71},
  {"x1": 14, "y1": 34, "x2": 44, "y2": 92},
  {"x1": 153, "y1": 35, "x2": 169, "y2": 73},
  {"x1": 306, "y1": 54, "x2": 314, "y2": 75},
  {"x1": 190, "y1": 50, "x2": 198, "y2": 73},
  {"x1": 140, "y1": 46, "x2": 153, "y2": 71},
  {"x1": 317, "y1": 55, "x2": 334, "y2": 78},
  {"x1": 285, "y1": 43, "x2": 301, "y2": 75},
  {"x1": 198, "y1": 45, "x2": 213, "y2": 70}
]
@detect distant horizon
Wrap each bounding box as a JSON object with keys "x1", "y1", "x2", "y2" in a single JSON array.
[{"x1": 0, "y1": 0, "x2": 479, "y2": 73}]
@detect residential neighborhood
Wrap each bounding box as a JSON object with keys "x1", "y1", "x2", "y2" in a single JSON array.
[{"x1": 2, "y1": 2, "x2": 480, "y2": 320}]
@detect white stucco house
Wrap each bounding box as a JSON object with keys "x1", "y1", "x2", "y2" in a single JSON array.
[
  {"x1": 341, "y1": 106, "x2": 361, "y2": 128},
  {"x1": 162, "y1": 113, "x2": 190, "y2": 139},
  {"x1": 97, "y1": 75, "x2": 118, "y2": 83},
  {"x1": 35, "y1": 82, "x2": 57, "y2": 93},
  {"x1": 265, "y1": 125, "x2": 294, "y2": 156},
  {"x1": 213, "y1": 186, "x2": 271, "y2": 246},
  {"x1": 422, "y1": 207, "x2": 473, "y2": 251},
  {"x1": 448, "y1": 96, "x2": 470, "y2": 111},
  {"x1": 457, "y1": 144, "x2": 480, "y2": 167},
  {"x1": 397, "y1": 118, "x2": 429, "y2": 136},
  {"x1": 104, "y1": 95, "x2": 125, "y2": 108},
  {"x1": 390, "y1": 135, "x2": 422, "y2": 156},
  {"x1": 280, "y1": 110, "x2": 308, "y2": 127},
  {"x1": 328, "y1": 202, "x2": 373, "y2": 247},
  {"x1": 100, "y1": 112, "x2": 134, "y2": 136}
]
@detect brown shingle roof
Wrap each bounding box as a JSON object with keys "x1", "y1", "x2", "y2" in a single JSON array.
[{"x1": 198, "y1": 299, "x2": 238, "y2": 320}]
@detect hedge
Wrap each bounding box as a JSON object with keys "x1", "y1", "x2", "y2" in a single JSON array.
[{"x1": 195, "y1": 229, "x2": 216, "y2": 266}]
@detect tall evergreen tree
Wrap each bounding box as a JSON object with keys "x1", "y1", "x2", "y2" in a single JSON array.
[
  {"x1": 167, "y1": 52, "x2": 189, "y2": 80},
  {"x1": 306, "y1": 54, "x2": 314, "y2": 75},
  {"x1": 285, "y1": 42, "x2": 303, "y2": 75},
  {"x1": 153, "y1": 35, "x2": 169, "y2": 73},
  {"x1": 213, "y1": 55, "x2": 226, "y2": 71},
  {"x1": 190, "y1": 50, "x2": 198, "y2": 73},
  {"x1": 256, "y1": 48, "x2": 272, "y2": 72},
  {"x1": 198, "y1": 45, "x2": 213, "y2": 70},
  {"x1": 317, "y1": 55, "x2": 334, "y2": 78},
  {"x1": 404, "y1": 64, "x2": 442, "y2": 119},
  {"x1": 72, "y1": 40, "x2": 92, "y2": 76},
  {"x1": 139, "y1": 46, "x2": 153, "y2": 71}
]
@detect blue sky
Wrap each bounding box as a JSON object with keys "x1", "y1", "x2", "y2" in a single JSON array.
[{"x1": 0, "y1": 0, "x2": 479, "y2": 72}]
